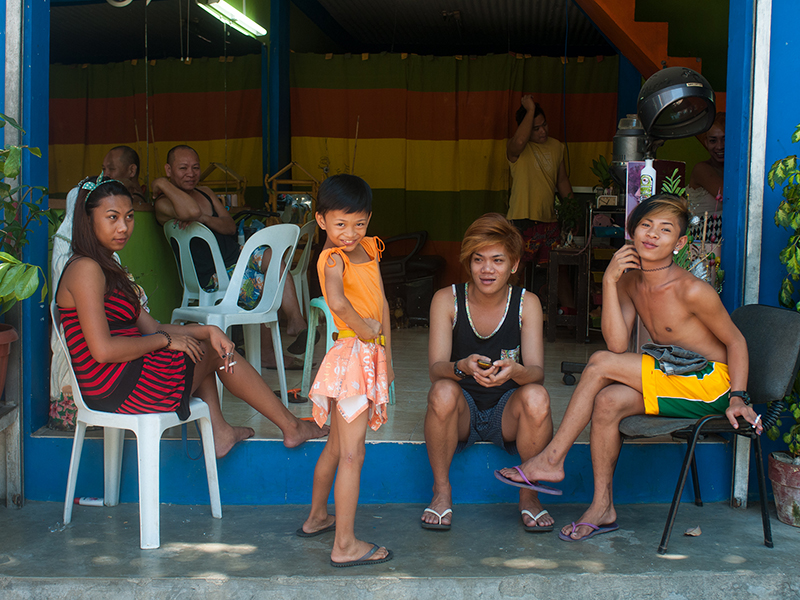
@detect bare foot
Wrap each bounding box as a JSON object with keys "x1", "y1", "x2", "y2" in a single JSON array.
[
  {"x1": 498, "y1": 452, "x2": 565, "y2": 485},
  {"x1": 519, "y1": 494, "x2": 554, "y2": 529},
  {"x1": 300, "y1": 513, "x2": 335, "y2": 536},
  {"x1": 283, "y1": 419, "x2": 329, "y2": 448},
  {"x1": 560, "y1": 503, "x2": 617, "y2": 540},
  {"x1": 331, "y1": 539, "x2": 391, "y2": 565},
  {"x1": 214, "y1": 425, "x2": 255, "y2": 459},
  {"x1": 421, "y1": 488, "x2": 453, "y2": 527}
]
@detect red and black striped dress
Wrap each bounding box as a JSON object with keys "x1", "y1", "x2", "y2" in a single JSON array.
[{"x1": 58, "y1": 288, "x2": 193, "y2": 420}]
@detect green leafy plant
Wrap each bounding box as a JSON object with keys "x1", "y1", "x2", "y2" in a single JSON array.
[
  {"x1": 590, "y1": 155, "x2": 613, "y2": 191},
  {"x1": 660, "y1": 168, "x2": 686, "y2": 196},
  {"x1": 0, "y1": 112, "x2": 55, "y2": 315},
  {"x1": 555, "y1": 193, "x2": 584, "y2": 233},
  {"x1": 768, "y1": 122, "x2": 800, "y2": 458}
]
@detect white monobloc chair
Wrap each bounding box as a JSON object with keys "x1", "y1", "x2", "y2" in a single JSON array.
[
  {"x1": 164, "y1": 220, "x2": 230, "y2": 308},
  {"x1": 290, "y1": 220, "x2": 316, "y2": 318},
  {"x1": 52, "y1": 302, "x2": 221, "y2": 550},
  {"x1": 171, "y1": 223, "x2": 300, "y2": 406}
]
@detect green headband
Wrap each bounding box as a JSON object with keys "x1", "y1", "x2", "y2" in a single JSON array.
[{"x1": 80, "y1": 173, "x2": 124, "y2": 202}]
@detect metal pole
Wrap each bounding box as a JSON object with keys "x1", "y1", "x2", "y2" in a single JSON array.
[{"x1": 732, "y1": 0, "x2": 772, "y2": 510}]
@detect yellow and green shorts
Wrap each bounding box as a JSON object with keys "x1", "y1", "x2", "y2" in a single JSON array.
[{"x1": 641, "y1": 354, "x2": 731, "y2": 418}]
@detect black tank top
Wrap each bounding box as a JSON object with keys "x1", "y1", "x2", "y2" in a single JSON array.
[
  {"x1": 190, "y1": 189, "x2": 241, "y2": 286},
  {"x1": 450, "y1": 283, "x2": 524, "y2": 411}
]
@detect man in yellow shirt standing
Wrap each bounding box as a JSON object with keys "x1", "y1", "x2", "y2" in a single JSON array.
[{"x1": 507, "y1": 95, "x2": 575, "y2": 310}]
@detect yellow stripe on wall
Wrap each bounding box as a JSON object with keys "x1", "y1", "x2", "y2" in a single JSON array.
[
  {"x1": 292, "y1": 137, "x2": 612, "y2": 192},
  {"x1": 49, "y1": 138, "x2": 264, "y2": 196}
]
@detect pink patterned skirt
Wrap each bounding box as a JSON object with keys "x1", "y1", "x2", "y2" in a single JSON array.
[{"x1": 310, "y1": 337, "x2": 389, "y2": 431}]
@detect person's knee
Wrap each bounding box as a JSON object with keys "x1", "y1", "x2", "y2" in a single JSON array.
[
  {"x1": 516, "y1": 385, "x2": 551, "y2": 423},
  {"x1": 427, "y1": 380, "x2": 462, "y2": 419},
  {"x1": 591, "y1": 387, "x2": 620, "y2": 424},
  {"x1": 338, "y1": 444, "x2": 365, "y2": 468},
  {"x1": 584, "y1": 351, "x2": 614, "y2": 381}
]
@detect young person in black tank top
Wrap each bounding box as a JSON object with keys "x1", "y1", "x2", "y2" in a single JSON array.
[{"x1": 422, "y1": 213, "x2": 555, "y2": 532}]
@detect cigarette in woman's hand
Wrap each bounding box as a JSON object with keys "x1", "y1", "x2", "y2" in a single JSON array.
[
  {"x1": 219, "y1": 361, "x2": 237, "y2": 370},
  {"x1": 753, "y1": 413, "x2": 762, "y2": 428}
]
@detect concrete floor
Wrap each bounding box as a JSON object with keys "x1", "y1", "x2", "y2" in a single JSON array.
[{"x1": 1, "y1": 500, "x2": 799, "y2": 599}]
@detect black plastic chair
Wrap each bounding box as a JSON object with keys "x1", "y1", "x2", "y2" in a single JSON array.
[
  {"x1": 619, "y1": 304, "x2": 800, "y2": 554},
  {"x1": 380, "y1": 231, "x2": 445, "y2": 325}
]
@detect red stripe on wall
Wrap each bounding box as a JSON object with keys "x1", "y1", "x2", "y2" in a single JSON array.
[
  {"x1": 50, "y1": 90, "x2": 262, "y2": 145},
  {"x1": 290, "y1": 88, "x2": 618, "y2": 142}
]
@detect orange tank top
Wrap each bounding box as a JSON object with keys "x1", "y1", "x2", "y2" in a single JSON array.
[{"x1": 317, "y1": 236, "x2": 385, "y2": 331}]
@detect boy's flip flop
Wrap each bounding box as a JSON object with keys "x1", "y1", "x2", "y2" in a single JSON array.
[
  {"x1": 494, "y1": 467, "x2": 563, "y2": 496},
  {"x1": 421, "y1": 507, "x2": 452, "y2": 531},
  {"x1": 330, "y1": 544, "x2": 393, "y2": 568},
  {"x1": 521, "y1": 509, "x2": 554, "y2": 533},
  {"x1": 274, "y1": 388, "x2": 308, "y2": 404},
  {"x1": 558, "y1": 521, "x2": 619, "y2": 542},
  {"x1": 295, "y1": 522, "x2": 335, "y2": 537}
]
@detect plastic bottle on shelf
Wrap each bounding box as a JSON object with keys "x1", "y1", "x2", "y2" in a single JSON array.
[{"x1": 640, "y1": 158, "x2": 656, "y2": 201}]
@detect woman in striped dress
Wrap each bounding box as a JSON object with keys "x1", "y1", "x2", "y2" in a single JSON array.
[{"x1": 56, "y1": 175, "x2": 328, "y2": 457}]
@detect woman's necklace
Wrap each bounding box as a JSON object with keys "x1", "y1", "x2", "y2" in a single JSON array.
[{"x1": 640, "y1": 262, "x2": 674, "y2": 273}]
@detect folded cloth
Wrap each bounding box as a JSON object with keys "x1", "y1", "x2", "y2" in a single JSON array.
[{"x1": 641, "y1": 343, "x2": 708, "y2": 376}]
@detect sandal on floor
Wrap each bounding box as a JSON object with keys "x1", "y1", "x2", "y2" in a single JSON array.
[
  {"x1": 421, "y1": 507, "x2": 452, "y2": 531},
  {"x1": 521, "y1": 509, "x2": 554, "y2": 533}
]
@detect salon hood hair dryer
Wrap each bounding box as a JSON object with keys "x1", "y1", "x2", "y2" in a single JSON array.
[{"x1": 609, "y1": 67, "x2": 716, "y2": 189}]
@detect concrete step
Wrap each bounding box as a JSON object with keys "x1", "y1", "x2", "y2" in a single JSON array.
[{"x1": 1, "y1": 501, "x2": 797, "y2": 600}]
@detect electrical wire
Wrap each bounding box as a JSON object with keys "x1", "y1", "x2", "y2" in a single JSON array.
[{"x1": 562, "y1": 0, "x2": 570, "y2": 178}]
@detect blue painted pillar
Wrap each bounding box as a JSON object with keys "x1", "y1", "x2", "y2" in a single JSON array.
[
  {"x1": 267, "y1": 0, "x2": 291, "y2": 179},
  {"x1": 20, "y1": 0, "x2": 50, "y2": 435},
  {"x1": 720, "y1": 0, "x2": 755, "y2": 311},
  {"x1": 616, "y1": 54, "x2": 640, "y2": 123}
]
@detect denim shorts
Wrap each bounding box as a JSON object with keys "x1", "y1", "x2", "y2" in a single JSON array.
[{"x1": 455, "y1": 387, "x2": 518, "y2": 455}]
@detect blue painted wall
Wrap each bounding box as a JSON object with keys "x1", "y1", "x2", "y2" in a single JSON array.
[{"x1": 758, "y1": 0, "x2": 800, "y2": 307}]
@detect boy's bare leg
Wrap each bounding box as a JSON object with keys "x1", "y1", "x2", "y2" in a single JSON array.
[
  {"x1": 330, "y1": 407, "x2": 390, "y2": 564},
  {"x1": 501, "y1": 384, "x2": 554, "y2": 529},
  {"x1": 561, "y1": 384, "x2": 645, "y2": 540},
  {"x1": 498, "y1": 351, "x2": 644, "y2": 484},
  {"x1": 421, "y1": 380, "x2": 471, "y2": 527},
  {"x1": 302, "y1": 404, "x2": 338, "y2": 535}
]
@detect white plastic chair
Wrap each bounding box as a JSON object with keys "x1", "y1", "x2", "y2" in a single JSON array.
[
  {"x1": 300, "y1": 296, "x2": 395, "y2": 405},
  {"x1": 52, "y1": 302, "x2": 221, "y2": 550},
  {"x1": 290, "y1": 220, "x2": 316, "y2": 318},
  {"x1": 171, "y1": 224, "x2": 300, "y2": 406},
  {"x1": 164, "y1": 220, "x2": 230, "y2": 308}
]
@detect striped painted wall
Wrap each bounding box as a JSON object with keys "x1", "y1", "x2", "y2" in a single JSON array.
[
  {"x1": 290, "y1": 52, "x2": 618, "y2": 283},
  {"x1": 49, "y1": 55, "x2": 264, "y2": 203}
]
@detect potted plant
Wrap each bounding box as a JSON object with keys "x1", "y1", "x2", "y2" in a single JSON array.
[
  {"x1": 768, "y1": 121, "x2": 800, "y2": 526},
  {"x1": 0, "y1": 112, "x2": 54, "y2": 394}
]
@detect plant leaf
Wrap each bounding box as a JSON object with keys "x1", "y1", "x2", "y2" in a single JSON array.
[
  {"x1": 0, "y1": 112, "x2": 23, "y2": 132},
  {"x1": 14, "y1": 265, "x2": 39, "y2": 301},
  {"x1": 0, "y1": 264, "x2": 25, "y2": 297},
  {"x1": 4, "y1": 146, "x2": 21, "y2": 179}
]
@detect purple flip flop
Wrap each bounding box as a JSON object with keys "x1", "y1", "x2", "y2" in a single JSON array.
[
  {"x1": 493, "y1": 467, "x2": 563, "y2": 496},
  {"x1": 558, "y1": 521, "x2": 619, "y2": 542}
]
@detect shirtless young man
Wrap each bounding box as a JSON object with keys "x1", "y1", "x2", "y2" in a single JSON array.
[
  {"x1": 153, "y1": 145, "x2": 310, "y2": 368},
  {"x1": 497, "y1": 194, "x2": 762, "y2": 542}
]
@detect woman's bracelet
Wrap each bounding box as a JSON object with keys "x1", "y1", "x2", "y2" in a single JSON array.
[{"x1": 154, "y1": 330, "x2": 172, "y2": 349}]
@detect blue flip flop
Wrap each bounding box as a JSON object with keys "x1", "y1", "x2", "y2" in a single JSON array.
[
  {"x1": 295, "y1": 521, "x2": 335, "y2": 537},
  {"x1": 558, "y1": 521, "x2": 619, "y2": 542},
  {"x1": 494, "y1": 467, "x2": 563, "y2": 496}
]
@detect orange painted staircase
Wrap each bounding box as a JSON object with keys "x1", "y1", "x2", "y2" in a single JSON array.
[{"x1": 574, "y1": 0, "x2": 701, "y2": 78}]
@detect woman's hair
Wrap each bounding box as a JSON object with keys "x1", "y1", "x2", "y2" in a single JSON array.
[
  {"x1": 515, "y1": 102, "x2": 546, "y2": 126},
  {"x1": 626, "y1": 194, "x2": 690, "y2": 238},
  {"x1": 316, "y1": 174, "x2": 372, "y2": 216},
  {"x1": 460, "y1": 213, "x2": 524, "y2": 281},
  {"x1": 72, "y1": 176, "x2": 139, "y2": 305},
  {"x1": 698, "y1": 111, "x2": 725, "y2": 146}
]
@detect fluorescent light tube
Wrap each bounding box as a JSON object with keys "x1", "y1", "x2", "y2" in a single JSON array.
[{"x1": 196, "y1": 0, "x2": 267, "y2": 38}]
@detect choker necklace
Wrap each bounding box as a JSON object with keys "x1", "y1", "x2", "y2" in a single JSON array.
[{"x1": 640, "y1": 263, "x2": 673, "y2": 273}]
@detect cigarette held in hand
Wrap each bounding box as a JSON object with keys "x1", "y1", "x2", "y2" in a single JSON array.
[{"x1": 219, "y1": 361, "x2": 237, "y2": 370}]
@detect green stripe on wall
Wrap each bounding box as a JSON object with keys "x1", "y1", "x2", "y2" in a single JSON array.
[
  {"x1": 50, "y1": 55, "x2": 262, "y2": 100},
  {"x1": 369, "y1": 189, "x2": 509, "y2": 243},
  {"x1": 291, "y1": 53, "x2": 618, "y2": 94}
]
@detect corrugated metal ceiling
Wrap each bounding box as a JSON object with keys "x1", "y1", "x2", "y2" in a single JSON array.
[{"x1": 50, "y1": 0, "x2": 613, "y2": 65}]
